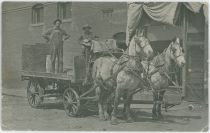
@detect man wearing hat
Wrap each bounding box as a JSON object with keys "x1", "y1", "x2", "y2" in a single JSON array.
[
  {"x1": 79, "y1": 24, "x2": 94, "y2": 85},
  {"x1": 42, "y1": 19, "x2": 70, "y2": 73}
]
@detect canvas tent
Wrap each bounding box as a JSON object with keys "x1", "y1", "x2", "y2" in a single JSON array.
[{"x1": 126, "y1": 2, "x2": 208, "y2": 45}]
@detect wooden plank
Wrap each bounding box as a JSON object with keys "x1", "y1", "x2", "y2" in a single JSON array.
[
  {"x1": 204, "y1": 23, "x2": 208, "y2": 103},
  {"x1": 21, "y1": 71, "x2": 72, "y2": 81},
  {"x1": 22, "y1": 44, "x2": 51, "y2": 72},
  {"x1": 73, "y1": 55, "x2": 86, "y2": 83},
  {"x1": 182, "y1": 8, "x2": 187, "y2": 98}
]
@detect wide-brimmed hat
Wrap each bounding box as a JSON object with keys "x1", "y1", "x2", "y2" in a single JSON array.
[
  {"x1": 53, "y1": 19, "x2": 62, "y2": 25},
  {"x1": 82, "y1": 24, "x2": 91, "y2": 30}
]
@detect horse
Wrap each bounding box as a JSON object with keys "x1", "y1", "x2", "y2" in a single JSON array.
[
  {"x1": 92, "y1": 34, "x2": 154, "y2": 123},
  {"x1": 141, "y1": 37, "x2": 186, "y2": 120}
]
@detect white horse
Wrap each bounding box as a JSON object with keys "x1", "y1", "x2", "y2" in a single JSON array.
[
  {"x1": 142, "y1": 37, "x2": 185, "y2": 120},
  {"x1": 110, "y1": 37, "x2": 185, "y2": 125},
  {"x1": 92, "y1": 34, "x2": 154, "y2": 123}
]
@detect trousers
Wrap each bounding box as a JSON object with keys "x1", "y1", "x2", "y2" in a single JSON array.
[
  {"x1": 82, "y1": 46, "x2": 92, "y2": 83},
  {"x1": 50, "y1": 45, "x2": 63, "y2": 73}
]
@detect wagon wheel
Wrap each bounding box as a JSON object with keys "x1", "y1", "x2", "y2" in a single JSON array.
[
  {"x1": 27, "y1": 80, "x2": 44, "y2": 108},
  {"x1": 63, "y1": 88, "x2": 80, "y2": 117}
]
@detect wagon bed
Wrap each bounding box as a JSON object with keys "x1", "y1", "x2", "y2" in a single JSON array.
[{"x1": 21, "y1": 71, "x2": 73, "y2": 81}]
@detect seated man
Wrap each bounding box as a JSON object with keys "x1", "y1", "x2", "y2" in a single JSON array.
[{"x1": 78, "y1": 24, "x2": 94, "y2": 85}]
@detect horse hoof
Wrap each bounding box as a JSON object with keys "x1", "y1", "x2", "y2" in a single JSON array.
[
  {"x1": 126, "y1": 118, "x2": 134, "y2": 123},
  {"x1": 158, "y1": 115, "x2": 164, "y2": 120},
  {"x1": 152, "y1": 115, "x2": 158, "y2": 120},
  {"x1": 104, "y1": 114, "x2": 110, "y2": 121},
  {"x1": 110, "y1": 119, "x2": 119, "y2": 125},
  {"x1": 99, "y1": 115, "x2": 105, "y2": 121}
]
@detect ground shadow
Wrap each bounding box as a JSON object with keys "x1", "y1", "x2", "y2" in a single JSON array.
[
  {"x1": 37, "y1": 102, "x2": 64, "y2": 110},
  {"x1": 35, "y1": 102, "x2": 98, "y2": 116},
  {"x1": 132, "y1": 110, "x2": 202, "y2": 125}
]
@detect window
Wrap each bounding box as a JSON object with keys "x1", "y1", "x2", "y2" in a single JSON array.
[
  {"x1": 32, "y1": 4, "x2": 44, "y2": 24},
  {"x1": 102, "y1": 8, "x2": 113, "y2": 19},
  {"x1": 57, "y1": 2, "x2": 72, "y2": 20}
]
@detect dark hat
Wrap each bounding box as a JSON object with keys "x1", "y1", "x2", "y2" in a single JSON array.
[
  {"x1": 82, "y1": 24, "x2": 91, "y2": 30},
  {"x1": 53, "y1": 19, "x2": 62, "y2": 25}
]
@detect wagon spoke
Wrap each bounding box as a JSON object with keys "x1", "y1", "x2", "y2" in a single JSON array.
[
  {"x1": 63, "y1": 88, "x2": 80, "y2": 117},
  {"x1": 72, "y1": 105, "x2": 77, "y2": 113},
  {"x1": 35, "y1": 95, "x2": 39, "y2": 105},
  {"x1": 71, "y1": 95, "x2": 76, "y2": 102},
  {"x1": 31, "y1": 96, "x2": 35, "y2": 105},
  {"x1": 34, "y1": 96, "x2": 38, "y2": 105},
  {"x1": 29, "y1": 96, "x2": 33, "y2": 104},
  {"x1": 30, "y1": 95, "x2": 34, "y2": 103},
  {"x1": 67, "y1": 91, "x2": 71, "y2": 98},
  {"x1": 32, "y1": 95, "x2": 35, "y2": 105},
  {"x1": 64, "y1": 95, "x2": 69, "y2": 101},
  {"x1": 69, "y1": 92, "x2": 74, "y2": 100}
]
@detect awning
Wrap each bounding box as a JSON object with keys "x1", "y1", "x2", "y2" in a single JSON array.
[
  {"x1": 126, "y1": 2, "x2": 207, "y2": 45},
  {"x1": 183, "y1": 2, "x2": 203, "y2": 13},
  {"x1": 203, "y1": 4, "x2": 208, "y2": 24}
]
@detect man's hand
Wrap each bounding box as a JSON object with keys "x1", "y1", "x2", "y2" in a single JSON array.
[
  {"x1": 134, "y1": 37, "x2": 141, "y2": 44},
  {"x1": 43, "y1": 36, "x2": 49, "y2": 43},
  {"x1": 63, "y1": 35, "x2": 70, "y2": 41}
]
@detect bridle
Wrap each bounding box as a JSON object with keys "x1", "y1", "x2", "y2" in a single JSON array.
[
  {"x1": 169, "y1": 42, "x2": 184, "y2": 60},
  {"x1": 135, "y1": 36, "x2": 150, "y2": 50}
]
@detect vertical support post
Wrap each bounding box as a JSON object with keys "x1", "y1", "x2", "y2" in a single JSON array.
[
  {"x1": 182, "y1": 8, "x2": 187, "y2": 98},
  {"x1": 204, "y1": 22, "x2": 208, "y2": 104}
]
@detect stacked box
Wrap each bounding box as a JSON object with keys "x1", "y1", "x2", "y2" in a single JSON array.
[{"x1": 22, "y1": 43, "x2": 50, "y2": 72}]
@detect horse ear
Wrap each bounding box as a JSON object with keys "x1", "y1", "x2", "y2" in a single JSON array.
[
  {"x1": 176, "y1": 37, "x2": 180, "y2": 44},
  {"x1": 171, "y1": 37, "x2": 176, "y2": 44}
]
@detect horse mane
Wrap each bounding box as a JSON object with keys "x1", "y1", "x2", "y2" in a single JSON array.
[{"x1": 151, "y1": 43, "x2": 171, "y2": 69}]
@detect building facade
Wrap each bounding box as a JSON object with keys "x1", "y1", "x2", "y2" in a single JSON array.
[
  {"x1": 2, "y1": 2, "x2": 208, "y2": 102},
  {"x1": 2, "y1": 2, "x2": 127, "y2": 89}
]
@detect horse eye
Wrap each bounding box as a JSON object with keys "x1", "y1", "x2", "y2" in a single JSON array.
[
  {"x1": 182, "y1": 49, "x2": 185, "y2": 53},
  {"x1": 172, "y1": 48, "x2": 176, "y2": 53}
]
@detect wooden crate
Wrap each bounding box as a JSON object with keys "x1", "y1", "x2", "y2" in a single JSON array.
[{"x1": 22, "y1": 43, "x2": 50, "y2": 72}]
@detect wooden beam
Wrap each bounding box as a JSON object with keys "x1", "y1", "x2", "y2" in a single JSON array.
[
  {"x1": 203, "y1": 22, "x2": 208, "y2": 104},
  {"x1": 182, "y1": 8, "x2": 187, "y2": 98}
]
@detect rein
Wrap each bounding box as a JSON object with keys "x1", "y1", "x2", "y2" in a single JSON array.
[{"x1": 149, "y1": 44, "x2": 183, "y2": 94}]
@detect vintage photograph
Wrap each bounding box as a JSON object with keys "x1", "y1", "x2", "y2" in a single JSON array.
[{"x1": 1, "y1": 1, "x2": 209, "y2": 131}]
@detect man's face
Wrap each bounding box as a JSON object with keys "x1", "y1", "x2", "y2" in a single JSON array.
[
  {"x1": 55, "y1": 21, "x2": 61, "y2": 28},
  {"x1": 84, "y1": 28, "x2": 90, "y2": 33}
]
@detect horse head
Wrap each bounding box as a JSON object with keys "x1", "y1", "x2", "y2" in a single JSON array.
[
  {"x1": 129, "y1": 35, "x2": 154, "y2": 61},
  {"x1": 168, "y1": 37, "x2": 186, "y2": 67}
]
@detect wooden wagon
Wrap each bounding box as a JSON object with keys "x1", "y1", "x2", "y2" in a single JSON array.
[
  {"x1": 21, "y1": 42, "x2": 182, "y2": 117},
  {"x1": 21, "y1": 42, "x2": 125, "y2": 116},
  {"x1": 21, "y1": 43, "x2": 100, "y2": 116}
]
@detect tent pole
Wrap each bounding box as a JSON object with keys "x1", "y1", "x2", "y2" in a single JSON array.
[
  {"x1": 203, "y1": 21, "x2": 208, "y2": 104},
  {"x1": 182, "y1": 8, "x2": 187, "y2": 98}
]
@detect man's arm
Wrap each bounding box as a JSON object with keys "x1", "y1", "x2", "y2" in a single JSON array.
[
  {"x1": 42, "y1": 28, "x2": 52, "y2": 42},
  {"x1": 62, "y1": 30, "x2": 70, "y2": 41},
  {"x1": 78, "y1": 36, "x2": 84, "y2": 45}
]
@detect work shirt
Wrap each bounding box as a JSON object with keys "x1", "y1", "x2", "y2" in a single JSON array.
[
  {"x1": 79, "y1": 31, "x2": 94, "y2": 47},
  {"x1": 43, "y1": 27, "x2": 68, "y2": 48}
]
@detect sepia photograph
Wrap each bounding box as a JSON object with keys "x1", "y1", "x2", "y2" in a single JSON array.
[{"x1": 1, "y1": 1, "x2": 209, "y2": 131}]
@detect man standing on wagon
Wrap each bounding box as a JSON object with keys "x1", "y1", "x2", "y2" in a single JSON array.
[
  {"x1": 42, "y1": 19, "x2": 70, "y2": 73},
  {"x1": 79, "y1": 24, "x2": 94, "y2": 85}
]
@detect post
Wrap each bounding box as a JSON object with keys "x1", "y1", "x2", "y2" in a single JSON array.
[
  {"x1": 203, "y1": 22, "x2": 208, "y2": 104},
  {"x1": 182, "y1": 8, "x2": 187, "y2": 98}
]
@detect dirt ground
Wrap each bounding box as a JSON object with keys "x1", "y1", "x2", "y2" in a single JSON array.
[{"x1": 1, "y1": 88, "x2": 209, "y2": 131}]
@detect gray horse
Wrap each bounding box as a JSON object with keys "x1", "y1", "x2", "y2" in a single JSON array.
[
  {"x1": 142, "y1": 37, "x2": 186, "y2": 120},
  {"x1": 92, "y1": 34, "x2": 154, "y2": 124}
]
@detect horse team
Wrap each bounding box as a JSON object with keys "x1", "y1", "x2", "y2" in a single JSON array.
[{"x1": 92, "y1": 34, "x2": 186, "y2": 125}]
